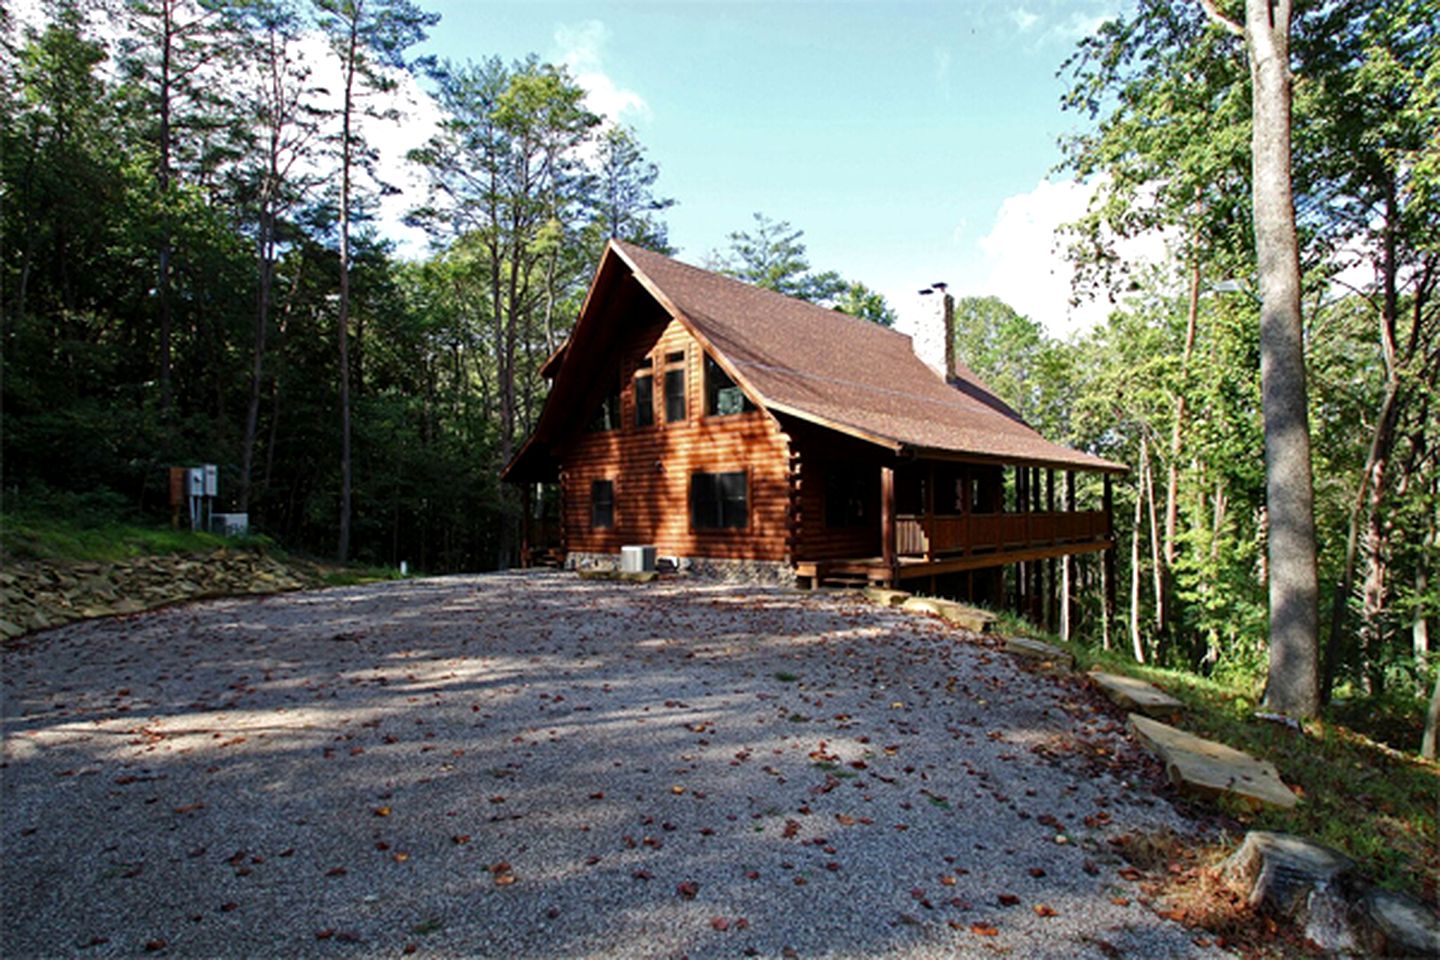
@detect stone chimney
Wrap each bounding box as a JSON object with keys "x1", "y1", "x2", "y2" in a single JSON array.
[{"x1": 910, "y1": 283, "x2": 955, "y2": 381}]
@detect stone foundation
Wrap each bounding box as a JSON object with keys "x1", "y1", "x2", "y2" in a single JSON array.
[{"x1": 565, "y1": 552, "x2": 795, "y2": 588}]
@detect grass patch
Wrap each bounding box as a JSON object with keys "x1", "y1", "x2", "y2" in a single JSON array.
[
  {"x1": 0, "y1": 509, "x2": 268, "y2": 564},
  {"x1": 988, "y1": 617, "x2": 1438, "y2": 903}
]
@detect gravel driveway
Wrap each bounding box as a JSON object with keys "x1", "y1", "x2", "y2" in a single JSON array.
[{"x1": 2, "y1": 572, "x2": 1225, "y2": 959}]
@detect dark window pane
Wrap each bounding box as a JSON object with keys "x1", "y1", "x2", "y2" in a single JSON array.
[
  {"x1": 691, "y1": 471, "x2": 747, "y2": 529},
  {"x1": 588, "y1": 383, "x2": 620, "y2": 432},
  {"x1": 634, "y1": 375, "x2": 654, "y2": 428},
  {"x1": 825, "y1": 468, "x2": 874, "y2": 528},
  {"x1": 665, "y1": 350, "x2": 684, "y2": 363},
  {"x1": 665, "y1": 368, "x2": 686, "y2": 422},
  {"x1": 591, "y1": 480, "x2": 614, "y2": 529},
  {"x1": 705, "y1": 354, "x2": 754, "y2": 416}
]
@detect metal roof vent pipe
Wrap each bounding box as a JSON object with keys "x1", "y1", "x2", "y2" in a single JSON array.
[{"x1": 910, "y1": 282, "x2": 955, "y2": 382}]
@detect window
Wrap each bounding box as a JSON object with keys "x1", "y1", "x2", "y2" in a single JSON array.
[
  {"x1": 691, "y1": 471, "x2": 747, "y2": 529},
  {"x1": 705, "y1": 355, "x2": 754, "y2": 416},
  {"x1": 825, "y1": 469, "x2": 874, "y2": 528},
  {"x1": 634, "y1": 374, "x2": 654, "y2": 428},
  {"x1": 591, "y1": 480, "x2": 614, "y2": 529},
  {"x1": 664, "y1": 350, "x2": 687, "y2": 423},
  {"x1": 588, "y1": 382, "x2": 620, "y2": 432}
]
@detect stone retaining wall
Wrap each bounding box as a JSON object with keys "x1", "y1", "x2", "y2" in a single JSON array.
[{"x1": 0, "y1": 549, "x2": 319, "y2": 639}]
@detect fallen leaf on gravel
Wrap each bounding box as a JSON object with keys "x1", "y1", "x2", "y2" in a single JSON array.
[
  {"x1": 631, "y1": 869, "x2": 652, "y2": 880},
  {"x1": 677, "y1": 881, "x2": 699, "y2": 899},
  {"x1": 671, "y1": 785, "x2": 686, "y2": 795},
  {"x1": 710, "y1": 917, "x2": 729, "y2": 931},
  {"x1": 325, "y1": 867, "x2": 347, "y2": 877},
  {"x1": 1110, "y1": 896, "x2": 1130, "y2": 906},
  {"x1": 969, "y1": 923, "x2": 999, "y2": 937},
  {"x1": 220, "y1": 902, "x2": 238, "y2": 912},
  {"x1": 1028, "y1": 867, "x2": 1046, "y2": 878},
  {"x1": 173, "y1": 802, "x2": 204, "y2": 814},
  {"x1": 1033, "y1": 904, "x2": 1057, "y2": 917},
  {"x1": 373, "y1": 806, "x2": 391, "y2": 817},
  {"x1": 940, "y1": 875, "x2": 957, "y2": 886},
  {"x1": 315, "y1": 929, "x2": 334, "y2": 940},
  {"x1": 1118, "y1": 867, "x2": 1142, "y2": 881},
  {"x1": 393, "y1": 852, "x2": 410, "y2": 863},
  {"x1": 145, "y1": 939, "x2": 167, "y2": 951},
  {"x1": 997, "y1": 894, "x2": 1019, "y2": 907},
  {"x1": 452, "y1": 835, "x2": 471, "y2": 845}
]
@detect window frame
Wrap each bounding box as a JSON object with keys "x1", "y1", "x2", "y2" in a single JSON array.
[
  {"x1": 633, "y1": 372, "x2": 655, "y2": 428},
  {"x1": 704, "y1": 353, "x2": 755, "y2": 417},
  {"x1": 590, "y1": 479, "x2": 615, "y2": 530},
  {"x1": 690, "y1": 469, "x2": 749, "y2": 531},
  {"x1": 663, "y1": 351, "x2": 687, "y2": 423}
]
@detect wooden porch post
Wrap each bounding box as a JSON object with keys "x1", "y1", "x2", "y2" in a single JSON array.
[
  {"x1": 520, "y1": 483, "x2": 533, "y2": 569},
  {"x1": 881, "y1": 465, "x2": 896, "y2": 585},
  {"x1": 1046, "y1": 469, "x2": 1057, "y2": 630},
  {"x1": 924, "y1": 461, "x2": 936, "y2": 561},
  {"x1": 1103, "y1": 473, "x2": 1117, "y2": 647},
  {"x1": 1061, "y1": 471, "x2": 1076, "y2": 642}
]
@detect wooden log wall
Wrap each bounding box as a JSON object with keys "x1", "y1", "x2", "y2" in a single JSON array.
[{"x1": 562, "y1": 317, "x2": 791, "y2": 561}]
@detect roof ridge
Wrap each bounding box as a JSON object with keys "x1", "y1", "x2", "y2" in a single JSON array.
[{"x1": 614, "y1": 239, "x2": 911, "y2": 341}]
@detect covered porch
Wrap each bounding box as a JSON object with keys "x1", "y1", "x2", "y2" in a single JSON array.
[{"x1": 793, "y1": 456, "x2": 1118, "y2": 628}]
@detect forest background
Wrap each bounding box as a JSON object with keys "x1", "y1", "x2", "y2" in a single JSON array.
[{"x1": 2, "y1": 0, "x2": 1436, "y2": 745}]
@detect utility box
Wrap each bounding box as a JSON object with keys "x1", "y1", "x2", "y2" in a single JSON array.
[
  {"x1": 203, "y1": 464, "x2": 218, "y2": 497},
  {"x1": 188, "y1": 468, "x2": 206, "y2": 497},
  {"x1": 620, "y1": 545, "x2": 657, "y2": 574},
  {"x1": 211, "y1": 513, "x2": 249, "y2": 537}
]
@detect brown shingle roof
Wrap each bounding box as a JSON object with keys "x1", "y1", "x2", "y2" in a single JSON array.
[{"x1": 610, "y1": 240, "x2": 1123, "y2": 473}]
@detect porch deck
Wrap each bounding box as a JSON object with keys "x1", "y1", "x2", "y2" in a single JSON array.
[{"x1": 796, "y1": 508, "x2": 1113, "y2": 587}]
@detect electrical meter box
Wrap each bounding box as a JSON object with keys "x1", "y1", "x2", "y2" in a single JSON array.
[
  {"x1": 203, "y1": 464, "x2": 218, "y2": 497},
  {"x1": 188, "y1": 468, "x2": 206, "y2": 497}
]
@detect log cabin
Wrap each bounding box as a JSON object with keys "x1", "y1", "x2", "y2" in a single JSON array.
[{"x1": 503, "y1": 240, "x2": 1125, "y2": 625}]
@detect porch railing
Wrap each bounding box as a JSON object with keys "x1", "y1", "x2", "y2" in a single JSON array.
[{"x1": 896, "y1": 510, "x2": 1109, "y2": 558}]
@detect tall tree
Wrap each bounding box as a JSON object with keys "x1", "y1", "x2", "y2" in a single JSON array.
[
  {"x1": 236, "y1": 0, "x2": 322, "y2": 514},
  {"x1": 1198, "y1": 0, "x2": 1318, "y2": 716},
  {"x1": 590, "y1": 124, "x2": 674, "y2": 252},
  {"x1": 119, "y1": 0, "x2": 243, "y2": 417},
  {"x1": 312, "y1": 0, "x2": 436, "y2": 561},
  {"x1": 717, "y1": 212, "x2": 846, "y2": 304}
]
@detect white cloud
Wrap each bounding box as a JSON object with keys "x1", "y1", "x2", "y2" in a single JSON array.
[
  {"x1": 554, "y1": 20, "x2": 649, "y2": 123},
  {"x1": 1011, "y1": 8, "x2": 1040, "y2": 32},
  {"x1": 963, "y1": 178, "x2": 1170, "y2": 339}
]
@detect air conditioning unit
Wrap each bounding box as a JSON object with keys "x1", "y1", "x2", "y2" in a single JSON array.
[
  {"x1": 211, "y1": 513, "x2": 250, "y2": 537},
  {"x1": 620, "y1": 545, "x2": 657, "y2": 573}
]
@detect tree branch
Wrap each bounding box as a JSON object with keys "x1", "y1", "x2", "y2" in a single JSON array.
[{"x1": 1197, "y1": 0, "x2": 1245, "y2": 37}]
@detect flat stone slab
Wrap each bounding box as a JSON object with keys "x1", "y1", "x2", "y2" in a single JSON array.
[
  {"x1": 862, "y1": 587, "x2": 911, "y2": 607},
  {"x1": 1128, "y1": 714, "x2": 1298, "y2": 810},
  {"x1": 1360, "y1": 887, "x2": 1440, "y2": 957},
  {"x1": 900, "y1": 596, "x2": 996, "y2": 632},
  {"x1": 1089, "y1": 670, "x2": 1184, "y2": 718},
  {"x1": 577, "y1": 569, "x2": 657, "y2": 583},
  {"x1": 1002, "y1": 636, "x2": 1075, "y2": 671}
]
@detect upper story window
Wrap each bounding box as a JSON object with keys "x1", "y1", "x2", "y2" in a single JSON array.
[
  {"x1": 588, "y1": 381, "x2": 621, "y2": 432},
  {"x1": 664, "y1": 349, "x2": 686, "y2": 423},
  {"x1": 634, "y1": 373, "x2": 654, "y2": 428},
  {"x1": 705, "y1": 355, "x2": 755, "y2": 416}
]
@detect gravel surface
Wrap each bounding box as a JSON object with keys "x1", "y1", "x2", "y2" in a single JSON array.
[{"x1": 2, "y1": 572, "x2": 1228, "y2": 959}]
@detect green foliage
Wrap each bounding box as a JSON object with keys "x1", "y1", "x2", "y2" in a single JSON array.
[{"x1": 715, "y1": 212, "x2": 847, "y2": 304}]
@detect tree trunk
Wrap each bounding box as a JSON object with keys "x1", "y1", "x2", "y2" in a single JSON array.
[
  {"x1": 1131, "y1": 439, "x2": 1147, "y2": 664},
  {"x1": 1423, "y1": 664, "x2": 1440, "y2": 761},
  {"x1": 1246, "y1": 0, "x2": 1320, "y2": 717},
  {"x1": 335, "y1": 19, "x2": 358, "y2": 563}
]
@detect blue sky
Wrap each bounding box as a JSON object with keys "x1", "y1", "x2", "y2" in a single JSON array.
[
  {"x1": 11, "y1": 0, "x2": 1139, "y2": 334},
  {"x1": 407, "y1": 0, "x2": 1129, "y2": 336}
]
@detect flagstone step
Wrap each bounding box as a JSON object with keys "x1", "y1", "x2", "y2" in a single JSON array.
[
  {"x1": 1002, "y1": 636, "x2": 1075, "y2": 672},
  {"x1": 900, "y1": 596, "x2": 997, "y2": 632},
  {"x1": 1127, "y1": 713, "x2": 1298, "y2": 811},
  {"x1": 1089, "y1": 670, "x2": 1184, "y2": 719}
]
